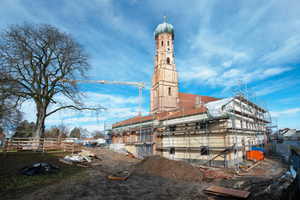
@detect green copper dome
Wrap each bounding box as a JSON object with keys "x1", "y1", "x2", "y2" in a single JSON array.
[{"x1": 154, "y1": 21, "x2": 175, "y2": 38}]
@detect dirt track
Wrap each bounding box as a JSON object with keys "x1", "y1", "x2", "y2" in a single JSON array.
[{"x1": 21, "y1": 147, "x2": 291, "y2": 200}]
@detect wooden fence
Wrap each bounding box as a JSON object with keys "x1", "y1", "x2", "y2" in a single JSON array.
[{"x1": 3, "y1": 138, "x2": 75, "y2": 155}]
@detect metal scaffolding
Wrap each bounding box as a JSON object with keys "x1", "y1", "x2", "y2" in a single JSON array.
[{"x1": 110, "y1": 80, "x2": 277, "y2": 170}]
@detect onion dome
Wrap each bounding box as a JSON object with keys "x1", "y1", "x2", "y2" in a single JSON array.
[{"x1": 154, "y1": 16, "x2": 175, "y2": 38}]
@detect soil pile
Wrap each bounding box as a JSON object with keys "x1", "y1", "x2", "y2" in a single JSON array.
[{"x1": 137, "y1": 155, "x2": 205, "y2": 182}]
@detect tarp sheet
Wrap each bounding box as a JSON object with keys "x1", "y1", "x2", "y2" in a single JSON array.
[
  {"x1": 19, "y1": 163, "x2": 60, "y2": 176},
  {"x1": 205, "y1": 98, "x2": 232, "y2": 117}
]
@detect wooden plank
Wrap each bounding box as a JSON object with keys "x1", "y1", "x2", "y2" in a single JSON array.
[
  {"x1": 245, "y1": 161, "x2": 260, "y2": 172},
  {"x1": 58, "y1": 158, "x2": 89, "y2": 168},
  {"x1": 76, "y1": 164, "x2": 89, "y2": 168},
  {"x1": 90, "y1": 162, "x2": 102, "y2": 166},
  {"x1": 205, "y1": 186, "x2": 250, "y2": 199},
  {"x1": 237, "y1": 173, "x2": 258, "y2": 176},
  {"x1": 58, "y1": 158, "x2": 73, "y2": 165}
]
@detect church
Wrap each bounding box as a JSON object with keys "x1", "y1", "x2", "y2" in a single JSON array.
[{"x1": 110, "y1": 18, "x2": 272, "y2": 169}]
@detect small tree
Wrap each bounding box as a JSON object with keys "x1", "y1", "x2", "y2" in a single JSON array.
[
  {"x1": 0, "y1": 23, "x2": 105, "y2": 138},
  {"x1": 13, "y1": 120, "x2": 35, "y2": 138},
  {"x1": 58, "y1": 122, "x2": 69, "y2": 138},
  {"x1": 70, "y1": 127, "x2": 81, "y2": 138}
]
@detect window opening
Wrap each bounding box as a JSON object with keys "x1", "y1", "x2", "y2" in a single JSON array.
[
  {"x1": 200, "y1": 146, "x2": 209, "y2": 155},
  {"x1": 168, "y1": 87, "x2": 171, "y2": 95},
  {"x1": 161, "y1": 41, "x2": 163, "y2": 46},
  {"x1": 167, "y1": 57, "x2": 170, "y2": 64},
  {"x1": 167, "y1": 41, "x2": 169, "y2": 46},
  {"x1": 170, "y1": 126, "x2": 176, "y2": 132},
  {"x1": 169, "y1": 147, "x2": 175, "y2": 154}
]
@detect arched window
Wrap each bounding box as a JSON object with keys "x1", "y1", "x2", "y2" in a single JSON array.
[
  {"x1": 161, "y1": 41, "x2": 163, "y2": 46},
  {"x1": 169, "y1": 87, "x2": 171, "y2": 95},
  {"x1": 167, "y1": 41, "x2": 169, "y2": 46},
  {"x1": 167, "y1": 57, "x2": 170, "y2": 64}
]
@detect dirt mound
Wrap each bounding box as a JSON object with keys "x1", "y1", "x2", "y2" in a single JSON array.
[{"x1": 137, "y1": 155, "x2": 205, "y2": 182}]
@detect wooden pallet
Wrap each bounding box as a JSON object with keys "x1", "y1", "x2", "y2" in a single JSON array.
[
  {"x1": 108, "y1": 171, "x2": 135, "y2": 181},
  {"x1": 204, "y1": 186, "x2": 250, "y2": 199}
]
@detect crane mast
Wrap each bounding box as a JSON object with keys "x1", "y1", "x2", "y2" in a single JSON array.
[{"x1": 61, "y1": 79, "x2": 149, "y2": 116}]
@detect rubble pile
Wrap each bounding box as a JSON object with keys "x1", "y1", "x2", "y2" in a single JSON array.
[{"x1": 199, "y1": 167, "x2": 233, "y2": 180}]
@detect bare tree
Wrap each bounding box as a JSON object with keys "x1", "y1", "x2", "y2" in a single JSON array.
[
  {"x1": 58, "y1": 122, "x2": 69, "y2": 138},
  {"x1": 0, "y1": 23, "x2": 105, "y2": 138},
  {"x1": 0, "y1": 73, "x2": 24, "y2": 131},
  {"x1": 91, "y1": 130, "x2": 105, "y2": 139},
  {"x1": 50, "y1": 125, "x2": 60, "y2": 138}
]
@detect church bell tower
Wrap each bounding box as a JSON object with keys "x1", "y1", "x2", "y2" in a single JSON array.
[{"x1": 150, "y1": 17, "x2": 179, "y2": 115}]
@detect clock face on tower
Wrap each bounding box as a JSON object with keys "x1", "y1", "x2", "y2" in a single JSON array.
[{"x1": 166, "y1": 46, "x2": 171, "y2": 52}]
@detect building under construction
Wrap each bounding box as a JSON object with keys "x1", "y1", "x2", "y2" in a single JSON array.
[{"x1": 109, "y1": 18, "x2": 276, "y2": 170}]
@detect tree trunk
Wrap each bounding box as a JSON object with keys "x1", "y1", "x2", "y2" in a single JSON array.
[{"x1": 34, "y1": 106, "x2": 47, "y2": 138}]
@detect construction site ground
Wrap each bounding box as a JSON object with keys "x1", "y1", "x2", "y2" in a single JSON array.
[{"x1": 19, "y1": 146, "x2": 292, "y2": 200}]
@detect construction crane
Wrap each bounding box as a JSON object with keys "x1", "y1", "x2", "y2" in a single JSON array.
[{"x1": 60, "y1": 79, "x2": 149, "y2": 116}]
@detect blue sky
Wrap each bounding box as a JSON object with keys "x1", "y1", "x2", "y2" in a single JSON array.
[{"x1": 1, "y1": 0, "x2": 299, "y2": 134}]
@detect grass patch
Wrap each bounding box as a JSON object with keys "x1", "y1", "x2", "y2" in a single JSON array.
[{"x1": 0, "y1": 152, "x2": 87, "y2": 199}]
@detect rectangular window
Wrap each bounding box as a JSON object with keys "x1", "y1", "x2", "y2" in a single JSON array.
[
  {"x1": 200, "y1": 146, "x2": 209, "y2": 155},
  {"x1": 161, "y1": 41, "x2": 163, "y2": 46},
  {"x1": 170, "y1": 126, "x2": 176, "y2": 132},
  {"x1": 169, "y1": 147, "x2": 175, "y2": 154}
]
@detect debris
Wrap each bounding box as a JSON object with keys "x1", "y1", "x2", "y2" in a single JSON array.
[
  {"x1": 78, "y1": 150, "x2": 94, "y2": 157},
  {"x1": 199, "y1": 167, "x2": 233, "y2": 180},
  {"x1": 264, "y1": 164, "x2": 278, "y2": 176},
  {"x1": 108, "y1": 171, "x2": 135, "y2": 180},
  {"x1": 127, "y1": 154, "x2": 135, "y2": 158},
  {"x1": 233, "y1": 181, "x2": 245, "y2": 189},
  {"x1": 59, "y1": 150, "x2": 101, "y2": 167},
  {"x1": 19, "y1": 163, "x2": 60, "y2": 176},
  {"x1": 204, "y1": 186, "x2": 250, "y2": 199}
]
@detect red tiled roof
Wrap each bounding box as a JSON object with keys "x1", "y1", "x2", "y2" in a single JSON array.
[
  {"x1": 104, "y1": 136, "x2": 110, "y2": 139},
  {"x1": 160, "y1": 105, "x2": 208, "y2": 120},
  {"x1": 112, "y1": 114, "x2": 155, "y2": 128},
  {"x1": 279, "y1": 128, "x2": 290, "y2": 133},
  {"x1": 112, "y1": 92, "x2": 219, "y2": 128},
  {"x1": 0, "y1": 134, "x2": 5, "y2": 140},
  {"x1": 178, "y1": 92, "x2": 220, "y2": 107}
]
